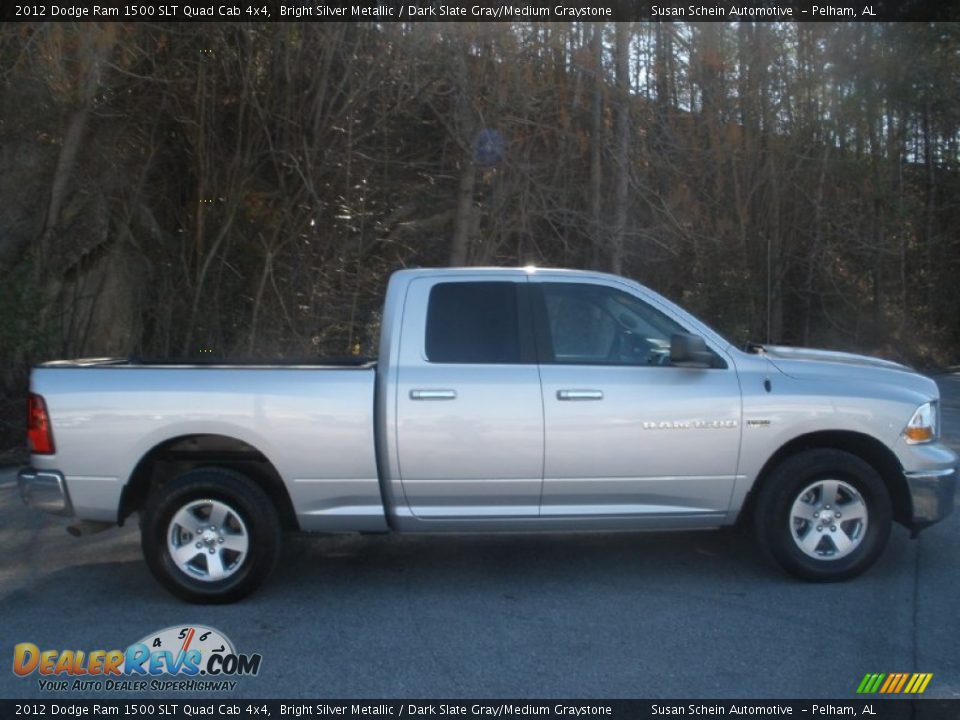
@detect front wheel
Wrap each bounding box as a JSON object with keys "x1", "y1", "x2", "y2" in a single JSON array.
[
  {"x1": 141, "y1": 468, "x2": 281, "y2": 603},
  {"x1": 754, "y1": 449, "x2": 892, "y2": 582}
]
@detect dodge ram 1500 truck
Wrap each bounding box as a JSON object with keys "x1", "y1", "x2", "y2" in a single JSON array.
[{"x1": 18, "y1": 267, "x2": 957, "y2": 602}]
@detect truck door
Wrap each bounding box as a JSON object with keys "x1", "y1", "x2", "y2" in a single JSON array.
[
  {"x1": 393, "y1": 275, "x2": 544, "y2": 519},
  {"x1": 530, "y1": 277, "x2": 742, "y2": 523}
]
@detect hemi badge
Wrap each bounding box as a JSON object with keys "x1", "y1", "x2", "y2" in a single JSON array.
[{"x1": 747, "y1": 420, "x2": 771, "y2": 428}]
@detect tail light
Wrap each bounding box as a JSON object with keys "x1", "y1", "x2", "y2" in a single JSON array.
[{"x1": 27, "y1": 393, "x2": 55, "y2": 454}]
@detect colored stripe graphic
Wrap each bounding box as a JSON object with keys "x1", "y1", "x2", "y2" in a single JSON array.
[
  {"x1": 889, "y1": 673, "x2": 909, "y2": 693},
  {"x1": 893, "y1": 674, "x2": 910, "y2": 693},
  {"x1": 856, "y1": 674, "x2": 883, "y2": 694},
  {"x1": 857, "y1": 673, "x2": 932, "y2": 694}
]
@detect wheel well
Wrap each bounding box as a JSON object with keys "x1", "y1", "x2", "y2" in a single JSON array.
[
  {"x1": 741, "y1": 431, "x2": 911, "y2": 527},
  {"x1": 118, "y1": 434, "x2": 299, "y2": 531}
]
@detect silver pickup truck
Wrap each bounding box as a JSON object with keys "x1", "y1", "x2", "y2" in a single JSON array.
[{"x1": 19, "y1": 267, "x2": 957, "y2": 602}]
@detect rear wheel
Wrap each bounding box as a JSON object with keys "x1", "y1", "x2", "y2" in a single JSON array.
[
  {"x1": 141, "y1": 468, "x2": 281, "y2": 603},
  {"x1": 754, "y1": 449, "x2": 892, "y2": 582}
]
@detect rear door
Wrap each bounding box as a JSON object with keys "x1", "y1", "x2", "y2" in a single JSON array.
[
  {"x1": 530, "y1": 277, "x2": 742, "y2": 523},
  {"x1": 394, "y1": 275, "x2": 544, "y2": 519}
]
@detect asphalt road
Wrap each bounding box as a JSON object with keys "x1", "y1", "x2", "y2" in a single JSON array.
[{"x1": 1, "y1": 374, "x2": 958, "y2": 700}]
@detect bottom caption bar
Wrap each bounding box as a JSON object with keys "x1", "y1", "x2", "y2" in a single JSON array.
[
  {"x1": 0, "y1": 698, "x2": 960, "y2": 720},
  {"x1": 1, "y1": 700, "x2": 958, "y2": 720}
]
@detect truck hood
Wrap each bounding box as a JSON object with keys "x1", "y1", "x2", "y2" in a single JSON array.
[
  {"x1": 760, "y1": 345, "x2": 938, "y2": 400},
  {"x1": 761, "y1": 345, "x2": 911, "y2": 372}
]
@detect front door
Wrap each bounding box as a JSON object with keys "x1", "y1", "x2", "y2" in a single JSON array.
[{"x1": 530, "y1": 278, "x2": 742, "y2": 522}]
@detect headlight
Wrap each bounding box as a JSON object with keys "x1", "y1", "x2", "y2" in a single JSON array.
[{"x1": 903, "y1": 401, "x2": 938, "y2": 444}]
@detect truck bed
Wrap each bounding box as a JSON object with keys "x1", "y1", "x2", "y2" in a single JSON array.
[{"x1": 29, "y1": 362, "x2": 385, "y2": 532}]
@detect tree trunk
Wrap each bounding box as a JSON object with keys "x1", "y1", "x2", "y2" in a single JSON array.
[
  {"x1": 589, "y1": 23, "x2": 604, "y2": 270},
  {"x1": 449, "y1": 159, "x2": 476, "y2": 267},
  {"x1": 610, "y1": 23, "x2": 630, "y2": 276},
  {"x1": 449, "y1": 43, "x2": 476, "y2": 267}
]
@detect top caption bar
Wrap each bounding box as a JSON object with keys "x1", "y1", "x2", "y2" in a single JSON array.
[{"x1": 3, "y1": 0, "x2": 959, "y2": 22}]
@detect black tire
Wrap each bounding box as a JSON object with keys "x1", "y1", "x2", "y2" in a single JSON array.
[
  {"x1": 754, "y1": 449, "x2": 892, "y2": 582},
  {"x1": 141, "y1": 467, "x2": 281, "y2": 603}
]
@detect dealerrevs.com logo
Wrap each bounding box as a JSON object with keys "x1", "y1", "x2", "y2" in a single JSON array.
[{"x1": 12, "y1": 625, "x2": 261, "y2": 692}]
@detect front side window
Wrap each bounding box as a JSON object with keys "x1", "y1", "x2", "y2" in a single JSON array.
[
  {"x1": 539, "y1": 283, "x2": 687, "y2": 366},
  {"x1": 425, "y1": 282, "x2": 521, "y2": 363}
]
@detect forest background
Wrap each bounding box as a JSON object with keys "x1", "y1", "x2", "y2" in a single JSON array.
[{"x1": 1, "y1": 21, "x2": 958, "y2": 452}]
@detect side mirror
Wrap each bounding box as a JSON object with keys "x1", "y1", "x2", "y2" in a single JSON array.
[{"x1": 670, "y1": 333, "x2": 714, "y2": 368}]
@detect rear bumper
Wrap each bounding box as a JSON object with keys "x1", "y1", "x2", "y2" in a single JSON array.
[
  {"x1": 904, "y1": 466, "x2": 956, "y2": 534},
  {"x1": 18, "y1": 468, "x2": 73, "y2": 517}
]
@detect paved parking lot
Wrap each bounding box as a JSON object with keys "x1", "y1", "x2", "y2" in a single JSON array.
[{"x1": 1, "y1": 374, "x2": 958, "y2": 699}]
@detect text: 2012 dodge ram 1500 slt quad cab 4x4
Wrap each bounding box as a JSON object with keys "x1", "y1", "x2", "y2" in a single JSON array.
[{"x1": 19, "y1": 267, "x2": 957, "y2": 602}]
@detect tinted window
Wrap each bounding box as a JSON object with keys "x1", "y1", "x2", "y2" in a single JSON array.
[
  {"x1": 539, "y1": 283, "x2": 687, "y2": 365},
  {"x1": 426, "y1": 282, "x2": 521, "y2": 363}
]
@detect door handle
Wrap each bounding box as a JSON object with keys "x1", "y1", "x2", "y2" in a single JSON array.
[
  {"x1": 410, "y1": 389, "x2": 457, "y2": 400},
  {"x1": 557, "y1": 389, "x2": 604, "y2": 401}
]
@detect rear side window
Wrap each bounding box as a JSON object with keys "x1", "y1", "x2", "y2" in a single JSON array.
[{"x1": 426, "y1": 282, "x2": 521, "y2": 363}]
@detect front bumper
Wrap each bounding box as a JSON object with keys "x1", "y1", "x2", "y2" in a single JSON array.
[
  {"x1": 18, "y1": 468, "x2": 73, "y2": 516},
  {"x1": 904, "y1": 466, "x2": 956, "y2": 534}
]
